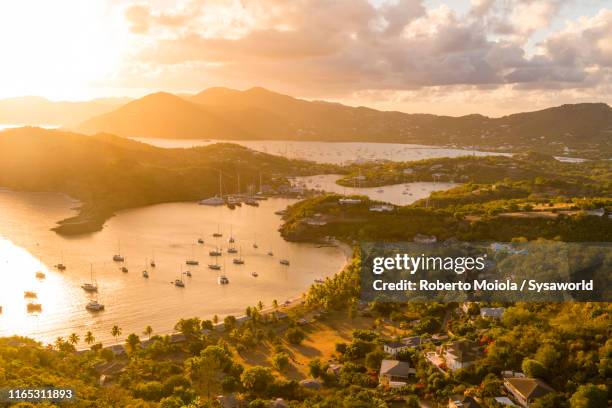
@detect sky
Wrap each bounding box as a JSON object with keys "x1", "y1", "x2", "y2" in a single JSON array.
[{"x1": 0, "y1": 0, "x2": 609, "y2": 116}]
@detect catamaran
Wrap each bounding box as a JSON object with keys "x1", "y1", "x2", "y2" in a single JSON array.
[{"x1": 81, "y1": 264, "x2": 98, "y2": 292}]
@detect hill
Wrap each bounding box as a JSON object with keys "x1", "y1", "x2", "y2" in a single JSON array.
[
  {"x1": 0, "y1": 96, "x2": 128, "y2": 127},
  {"x1": 77, "y1": 87, "x2": 612, "y2": 159},
  {"x1": 0, "y1": 127, "x2": 335, "y2": 234},
  {"x1": 77, "y1": 92, "x2": 249, "y2": 139}
]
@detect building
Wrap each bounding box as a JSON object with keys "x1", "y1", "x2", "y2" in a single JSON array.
[
  {"x1": 414, "y1": 233, "x2": 437, "y2": 244},
  {"x1": 448, "y1": 395, "x2": 482, "y2": 408},
  {"x1": 384, "y1": 341, "x2": 410, "y2": 356},
  {"x1": 443, "y1": 339, "x2": 482, "y2": 371},
  {"x1": 369, "y1": 204, "x2": 394, "y2": 212},
  {"x1": 480, "y1": 307, "x2": 505, "y2": 319},
  {"x1": 338, "y1": 198, "x2": 362, "y2": 205},
  {"x1": 379, "y1": 359, "x2": 415, "y2": 387},
  {"x1": 503, "y1": 378, "x2": 554, "y2": 407}
]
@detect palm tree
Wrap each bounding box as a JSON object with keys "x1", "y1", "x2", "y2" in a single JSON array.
[
  {"x1": 84, "y1": 331, "x2": 95, "y2": 347},
  {"x1": 272, "y1": 299, "x2": 278, "y2": 309},
  {"x1": 143, "y1": 325, "x2": 153, "y2": 340},
  {"x1": 111, "y1": 325, "x2": 122, "y2": 345},
  {"x1": 68, "y1": 333, "x2": 80, "y2": 346},
  {"x1": 257, "y1": 300, "x2": 264, "y2": 311},
  {"x1": 213, "y1": 314, "x2": 219, "y2": 324},
  {"x1": 54, "y1": 336, "x2": 64, "y2": 350}
]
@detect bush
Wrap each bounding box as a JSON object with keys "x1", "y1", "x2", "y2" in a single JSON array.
[
  {"x1": 286, "y1": 328, "x2": 306, "y2": 345},
  {"x1": 272, "y1": 352, "x2": 290, "y2": 372}
]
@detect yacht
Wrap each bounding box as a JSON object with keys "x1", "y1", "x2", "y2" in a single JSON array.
[
  {"x1": 81, "y1": 264, "x2": 98, "y2": 292},
  {"x1": 24, "y1": 291, "x2": 37, "y2": 299},
  {"x1": 233, "y1": 247, "x2": 245, "y2": 264},
  {"x1": 227, "y1": 247, "x2": 238, "y2": 254},
  {"x1": 27, "y1": 303, "x2": 42, "y2": 313},
  {"x1": 174, "y1": 278, "x2": 185, "y2": 287},
  {"x1": 218, "y1": 275, "x2": 229, "y2": 285},
  {"x1": 199, "y1": 171, "x2": 225, "y2": 206},
  {"x1": 209, "y1": 248, "x2": 222, "y2": 256},
  {"x1": 253, "y1": 234, "x2": 258, "y2": 249},
  {"x1": 198, "y1": 237, "x2": 204, "y2": 244},
  {"x1": 244, "y1": 198, "x2": 259, "y2": 207},
  {"x1": 120, "y1": 266, "x2": 128, "y2": 273},
  {"x1": 228, "y1": 236, "x2": 235, "y2": 244},
  {"x1": 55, "y1": 263, "x2": 66, "y2": 271},
  {"x1": 253, "y1": 243, "x2": 258, "y2": 249},
  {"x1": 86, "y1": 300, "x2": 105, "y2": 312},
  {"x1": 150, "y1": 259, "x2": 156, "y2": 268},
  {"x1": 251, "y1": 271, "x2": 259, "y2": 277},
  {"x1": 185, "y1": 271, "x2": 192, "y2": 277},
  {"x1": 279, "y1": 259, "x2": 290, "y2": 266},
  {"x1": 186, "y1": 245, "x2": 199, "y2": 265},
  {"x1": 213, "y1": 224, "x2": 223, "y2": 237},
  {"x1": 142, "y1": 270, "x2": 149, "y2": 278},
  {"x1": 208, "y1": 262, "x2": 221, "y2": 270},
  {"x1": 113, "y1": 241, "x2": 124, "y2": 262},
  {"x1": 267, "y1": 251, "x2": 274, "y2": 256},
  {"x1": 35, "y1": 271, "x2": 46, "y2": 279}
]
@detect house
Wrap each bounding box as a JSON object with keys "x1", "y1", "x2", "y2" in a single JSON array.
[
  {"x1": 299, "y1": 379, "x2": 322, "y2": 390},
  {"x1": 414, "y1": 233, "x2": 437, "y2": 244},
  {"x1": 494, "y1": 397, "x2": 518, "y2": 406},
  {"x1": 379, "y1": 359, "x2": 415, "y2": 388},
  {"x1": 443, "y1": 339, "x2": 482, "y2": 371},
  {"x1": 384, "y1": 341, "x2": 410, "y2": 356},
  {"x1": 401, "y1": 336, "x2": 426, "y2": 349},
  {"x1": 503, "y1": 377, "x2": 554, "y2": 407},
  {"x1": 338, "y1": 198, "x2": 362, "y2": 205},
  {"x1": 448, "y1": 395, "x2": 482, "y2": 408},
  {"x1": 480, "y1": 307, "x2": 505, "y2": 319}
]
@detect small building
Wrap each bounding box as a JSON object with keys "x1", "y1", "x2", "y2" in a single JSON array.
[
  {"x1": 480, "y1": 307, "x2": 505, "y2": 319},
  {"x1": 379, "y1": 359, "x2": 415, "y2": 388},
  {"x1": 327, "y1": 363, "x2": 343, "y2": 376},
  {"x1": 443, "y1": 339, "x2": 482, "y2": 371},
  {"x1": 106, "y1": 344, "x2": 126, "y2": 357},
  {"x1": 414, "y1": 234, "x2": 437, "y2": 244},
  {"x1": 338, "y1": 198, "x2": 362, "y2": 205},
  {"x1": 384, "y1": 341, "x2": 410, "y2": 357},
  {"x1": 494, "y1": 397, "x2": 518, "y2": 406},
  {"x1": 448, "y1": 395, "x2": 482, "y2": 408},
  {"x1": 503, "y1": 377, "x2": 554, "y2": 407}
]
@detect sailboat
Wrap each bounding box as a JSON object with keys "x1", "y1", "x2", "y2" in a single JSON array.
[
  {"x1": 199, "y1": 171, "x2": 225, "y2": 206},
  {"x1": 150, "y1": 252, "x2": 156, "y2": 268},
  {"x1": 186, "y1": 245, "x2": 199, "y2": 265},
  {"x1": 174, "y1": 267, "x2": 185, "y2": 287},
  {"x1": 209, "y1": 246, "x2": 222, "y2": 256},
  {"x1": 227, "y1": 226, "x2": 235, "y2": 243},
  {"x1": 197, "y1": 235, "x2": 204, "y2": 244},
  {"x1": 267, "y1": 250, "x2": 274, "y2": 256},
  {"x1": 213, "y1": 224, "x2": 223, "y2": 238},
  {"x1": 233, "y1": 247, "x2": 245, "y2": 265},
  {"x1": 142, "y1": 259, "x2": 149, "y2": 278},
  {"x1": 208, "y1": 255, "x2": 221, "y2": 270},
  {"x1": 81, "y1": 264, "x2": 98, "y2": 292},
  {"x1": 55, "y1": 252, "x2": 66, "y2": 270},
  {"x1": 113, "y1": 240, "x2": 125, "y2": 262},
  {"x1": 120, "y1": 261, "x2": 128, "y2": 273},
  {"x1": 218, "y1": 258, "x2": 229, "y2": 284},
  {"x1": 86, "y1": 300, "x2": 105, "y2": 312},
  {"x1": 253, "y1": 233, "x2": 258, "y2": 249}
]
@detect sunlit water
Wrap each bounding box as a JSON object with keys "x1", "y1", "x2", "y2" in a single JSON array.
[
  {"x1": 0, "y1": 190, "x2": 347, "y2": 345},
  {"x1": 293, "y1": 175, "x2": 459, "y2": 206},
  {"x1": 132, "y1": 138, "x2": 510, "y2": 164}
]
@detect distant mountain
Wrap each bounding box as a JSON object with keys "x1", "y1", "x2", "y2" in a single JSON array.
[
  {"x1": 76, "y1": 87, "x2": 612, "y2": 158},
  {"x1": 0, "y1": 96, "x2": 129, "y2": 127},
  {"x1": 78, "y1": 92, "x2": 249, "y2": 139}
]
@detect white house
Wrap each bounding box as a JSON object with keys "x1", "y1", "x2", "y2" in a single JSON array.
[
  {"x1": 384, "y1": 341, "x2": 410, "y2": 356},
  {"x1": 480, "y1": 307, "x2": 505, "y2": 319},
  {"x1": 443, "y1": 339, "x2": 482, "y2": 371},
  {"x1": 379, "y1": 359, "x2": 415, "y2": 388},
  {"x1": 503, "y1": 378, "x2": 554, "y2": 407}
]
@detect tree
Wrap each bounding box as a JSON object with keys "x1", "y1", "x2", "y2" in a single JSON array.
[
  {"x1": 111, "y1": 325, "x2": 122, "y2": 345},
  {"x1": 68, "y1": 333, "x2": 80, "y2": 346},
  {"x1": 213, "y1": 314, "x2": 219, "y2": 324},
  {"x1": 309, "y1": 358, "x2": 323, "y2": 378},
  {"x1": 272, "y1": 299, "x2": 278, "y2": 309},
  {"x1": 246, "y1": 306, "x2": 252, "y2": 318},
  {"x1": 84, "y1": 331, "x2": 95, "y2": 347},
  {"x1": 271, "y1": 352, "x2": 290, "y2": 372},
  {"x1": 174, "y1": 318, "x2": 202, "y2": 341},
  {"x1": 54, "y1": 337, "x2": 64, "y2": 350},
  {"x1": 257, "y1": 300, "x2": 264, "y2": 311},
  {"x1": 241, "y1": 366, "x2": 274, "y2": 395},
  {"x1": 365, "y1": 350, "x2": 385, "y2": 370},
  {"x1": 522, "y1": 358, "x2": 547, "y2": 378},
  {"x1": 143, "y1": 325, "x2": 153, "y2": 340},
  {"x1": 201, "y1": 320, "x2": 213, "y2": 331},
  {"x1": 126, "y1": 333, "x2": 141, "y2": 354},
  {"x1": 570, "y1": 384, "x2": 608, "y2": 408},
  {"x1": 286, "y1": 328, "x2": 305, "y2": 345},
  {"x1": 224, "y1": 315, "x2": 237, "y2": 331}
]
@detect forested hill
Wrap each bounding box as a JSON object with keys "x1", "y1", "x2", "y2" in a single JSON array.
[
  {"x1": 0, "y1": 127, "x2": 336, "y2": 234},
  {"x1": 77, "y1": 87, "x2": 612, "y2": 159}
]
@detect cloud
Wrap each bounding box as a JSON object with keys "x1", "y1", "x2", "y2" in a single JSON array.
[{"x1": 120, "y1": 0, "x2": 611, "y2": 98}]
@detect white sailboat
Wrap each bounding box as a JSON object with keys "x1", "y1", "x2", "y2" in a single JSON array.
[
  {"x1": 113, "y1": 240, "x2": 125, "y2": 262},
  {"x1": 186, "y1": 244, "x2": 199, "y2": 265},
  {"x1": 233, "y1": 247, "x2": 245, "y2": 265},
  {"x1": 199, "y1": 171, "x2": 225, "y2": 206},
  {"x1": 81, "y1": 264, "x2": 98, "y2": 292}
]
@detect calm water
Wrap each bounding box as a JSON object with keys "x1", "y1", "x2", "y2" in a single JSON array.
[
  {"x1": 294, "y1": 175, "x2": 459, "y2": 206},
  {"x1": 132, "y1": 138, "x2": 509, "y2": 164},
  {"x1": 0, "y1": 190, "x2": 346, "y2": 345}
]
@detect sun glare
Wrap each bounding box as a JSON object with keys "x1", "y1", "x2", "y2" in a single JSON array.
[{"x1": 0, "y1": 0, "x2": 125, "y2": 100}]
